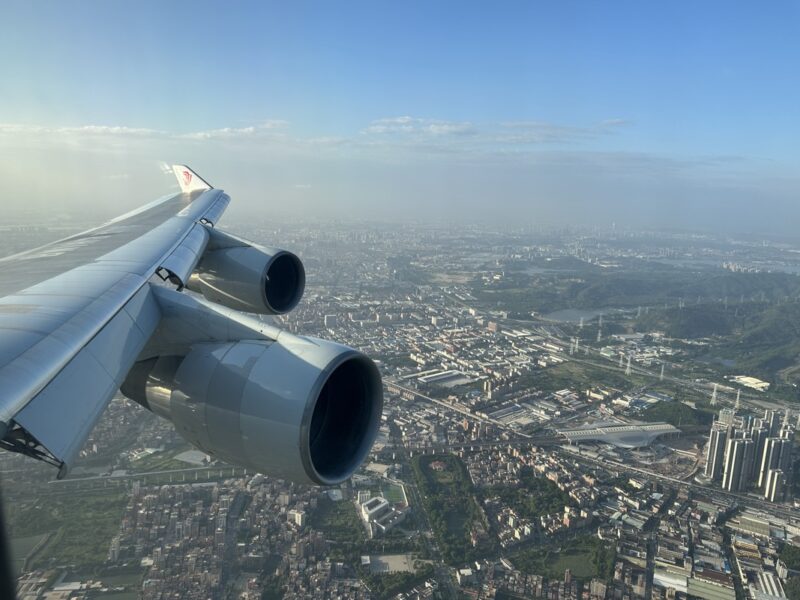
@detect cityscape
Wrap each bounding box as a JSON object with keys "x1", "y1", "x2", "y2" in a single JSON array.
[
  {"x1": 2, "y1": 2, "x2": 799, "y2": 599},
  {"x1": 5, "y1": 218, "x2": 800, "y2": 600}
]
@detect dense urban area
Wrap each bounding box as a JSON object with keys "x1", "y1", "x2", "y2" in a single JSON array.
[{"x1": 5, "y1": 217, "x2": 800, "y2": 600}]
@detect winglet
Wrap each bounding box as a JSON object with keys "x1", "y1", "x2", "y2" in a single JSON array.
[{"x1": 172, "y1": 164, "x2": 213, "y2": 193}]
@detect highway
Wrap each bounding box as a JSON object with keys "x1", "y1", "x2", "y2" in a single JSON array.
[{"x1": 385, "y1": 380, "x2": 531, "y2": 438}]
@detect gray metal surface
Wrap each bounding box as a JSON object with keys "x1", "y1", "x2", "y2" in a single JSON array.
[
  {"x1": 15, "y1": 284, "x2": 162, "y2": 467},
  {"x1": 187, "y1": 227, "x2": 305, "y2": 315},
  {"x1": 0, "y1": 193, "x2": 184, "y2": 297},
  {"x1": 139, "y1": 285, "x2": 283, "y2": 359},
  {"x1": 158, "y1": 223, "x2": 210, "y2": 286},
  {"x1": 122, "y1": 288, "x2": 383, "y2": 485},
  {"x1": 0, "y1": 186, "x2": 230, "y2": 469}
]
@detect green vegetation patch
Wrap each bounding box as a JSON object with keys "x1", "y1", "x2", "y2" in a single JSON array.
[
  {"x1": 7, "y1": 489, "x2": 128, "y2": 569},
  {"x1": 785, "y1": 577, "x2": 800, "y2": 600},
  {"x1": 505, "y1": 357, "x2": 658, "y2": 403},
  {"x1": 635, "y1": 304, "x2": 736, "y2": 338},
  {"x1": 781, "y1": 544, "x2": 800, "y2": 571},
  {"x1": 485, "y1": 468, "x2": 572, "y2": 521},
  {"x1": 641, "y1": 400, "x2": 713, "y2": 429},
  {"x1": 411, "y1": 454, "x2": 494, "y2": 565},
  {"x1": 381, "y1": 482, "x2": 406, "y2": 505},
  {"x1": 473, "y1": 268, "x2": 800, "y2": 315},
  {"x1": 638, "y1": 300, "x2": 800, "y2": 387},
  {"x1": 10, "y1": 534, "x2": 47, "y2": 575},
  {"x1": 362, "y1": 563, "x2": 434, "y2": 600},
  {"x1": 511, "y1": 536, "x2": 616, "y2": 581},
  {"x1": 309, "y1": 495, "x2": 366, "y2": 546}
]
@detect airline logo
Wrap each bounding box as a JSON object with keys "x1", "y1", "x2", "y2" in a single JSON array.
[{"x1": 182, "y1": 170, "x2": 192, "y2": 187}]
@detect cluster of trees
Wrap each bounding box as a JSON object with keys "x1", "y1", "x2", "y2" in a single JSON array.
[
  {"x1": 780, "y1": 544, "x2": 800, "y2": 570},
  {"x1": 473, "y1": 263, "x2": 800, "y2": 385},
  {"x1": 411, "y1": 454, "x2": 494, "y2": 564},
  {"x1": 486, "y1": 467, "x2": 572, "y2": 522},
  {"x1": 308, "y1": 495, "x2": 365, "y2": 562},
  {"x1": 641, "y1": 401, "x2": 713, "y2": 429},
  {"x1": 785, "y1": 577, "x2": 800, "y2": 600},
  {"x1": 591, "y1": 541, "x2": 617, "y2": 581},
  {"x1": 475, "y1": 263, "x2": 800, "y2": 316},
  {"x1": 636, "y1": 293, "x2": 800, "y2": 388},
  {"x1": 259, "y1": 576, "x2": 283, "y2": 600},
  {"x1": 778, "y1": 545, "x2": 800, "y2": 600}
]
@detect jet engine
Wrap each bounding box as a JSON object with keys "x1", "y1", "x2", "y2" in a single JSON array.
[
  {"x1": 122, "y1": 332, "x2": 382, "y2": 485},
  {"x1": 186, "y1": 228, "x2": 305, "y2": 315}
]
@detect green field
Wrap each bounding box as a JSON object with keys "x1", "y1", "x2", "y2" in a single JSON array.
[
  {"x1": 548, "y1": 550, "x2": 599, "y2": 578},
  {"x1": 96, "y1": 568, "x2": 145, "y2": 588},
  {"x1": 381, "y1": 482, "x2": 406, "y2": 505},
  {"x1": 6, "y1": 489, "x2": 128, "y2": 569},
  {"x1": 511, "y1": 536, "x2": 616, "y2": 581},
  {"x1": 10, "y1": 534, "x2": 47, "y2": 574}
]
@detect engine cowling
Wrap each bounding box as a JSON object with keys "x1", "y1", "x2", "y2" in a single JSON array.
[
  {"x1": 121, "y1": 334, "x2": 383, "y2": 485},
  {"x1": 187, "y1": 229, "x2": 305, "y2": 315}
]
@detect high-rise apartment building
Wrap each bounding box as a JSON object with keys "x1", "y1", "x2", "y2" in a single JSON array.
[{"x1": 705, "y1": 426, "x2": 728, "y2": 481}]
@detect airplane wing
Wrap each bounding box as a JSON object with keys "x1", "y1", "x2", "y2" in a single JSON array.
[
  {"x1": 0, "y1": 165, "x2": 226, "y2": 475},
  {"x1": 0, "y1": 165, "x2": 382, "y2": 486}
]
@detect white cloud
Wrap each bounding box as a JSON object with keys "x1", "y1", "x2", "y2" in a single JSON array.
[
  {"x1": 355, "y1": 116, "x2": 629, "y2": 156},
  {"x1": 0, "y1": 116, "x2": 628, "y2": 158},
  {"x1": 0, "y1": 115, "x2": 790, "y2": 233},
  {"x1": 0, "y1": 123, "x2": 163, "y2": 136},
  {"x1": 179, "y1": 120, "x2": 289, "y2": 140},
  {"x1": 362, "y1": 116, "x2": 475, "y2": 136}
]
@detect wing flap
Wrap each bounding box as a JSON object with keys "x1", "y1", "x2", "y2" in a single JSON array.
[
  {"x1": 15, "y1": 346, "x2": 119, "y2": 465},
  {"x1": 0, "y1": 273, "x2": 145, "y2": 424},
  {"x1": 157, "y1": 223, "x2": 210, "y2": 287},
  {"x1": 14, "y1": 284, "x2": 161, "y2": 469}
]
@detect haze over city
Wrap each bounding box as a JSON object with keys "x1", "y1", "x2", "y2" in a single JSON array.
[{"x1": 1, "y1": 1, "x2": 799, "y2": 232}]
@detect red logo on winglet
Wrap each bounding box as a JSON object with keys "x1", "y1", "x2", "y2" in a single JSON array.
[{"x1": 182, "y1": 170, "x2": 192, "y2": 186}]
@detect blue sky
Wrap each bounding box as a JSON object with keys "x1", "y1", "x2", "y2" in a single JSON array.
[{"x1": 1, "y1": 1, "x2": 798, "y2": 231}]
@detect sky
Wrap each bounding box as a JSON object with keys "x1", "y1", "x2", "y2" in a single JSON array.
[{"x1": 0, "y1": 1, "x2": 798, "y2": 233}]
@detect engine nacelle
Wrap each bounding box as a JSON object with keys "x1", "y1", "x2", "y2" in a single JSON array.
[
  {"x1": 121, "y1": 334, "x2": 382, "y2": 485},
  {"x1": 187, "y1": 229, "x2": 305, "y2": 315}
]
